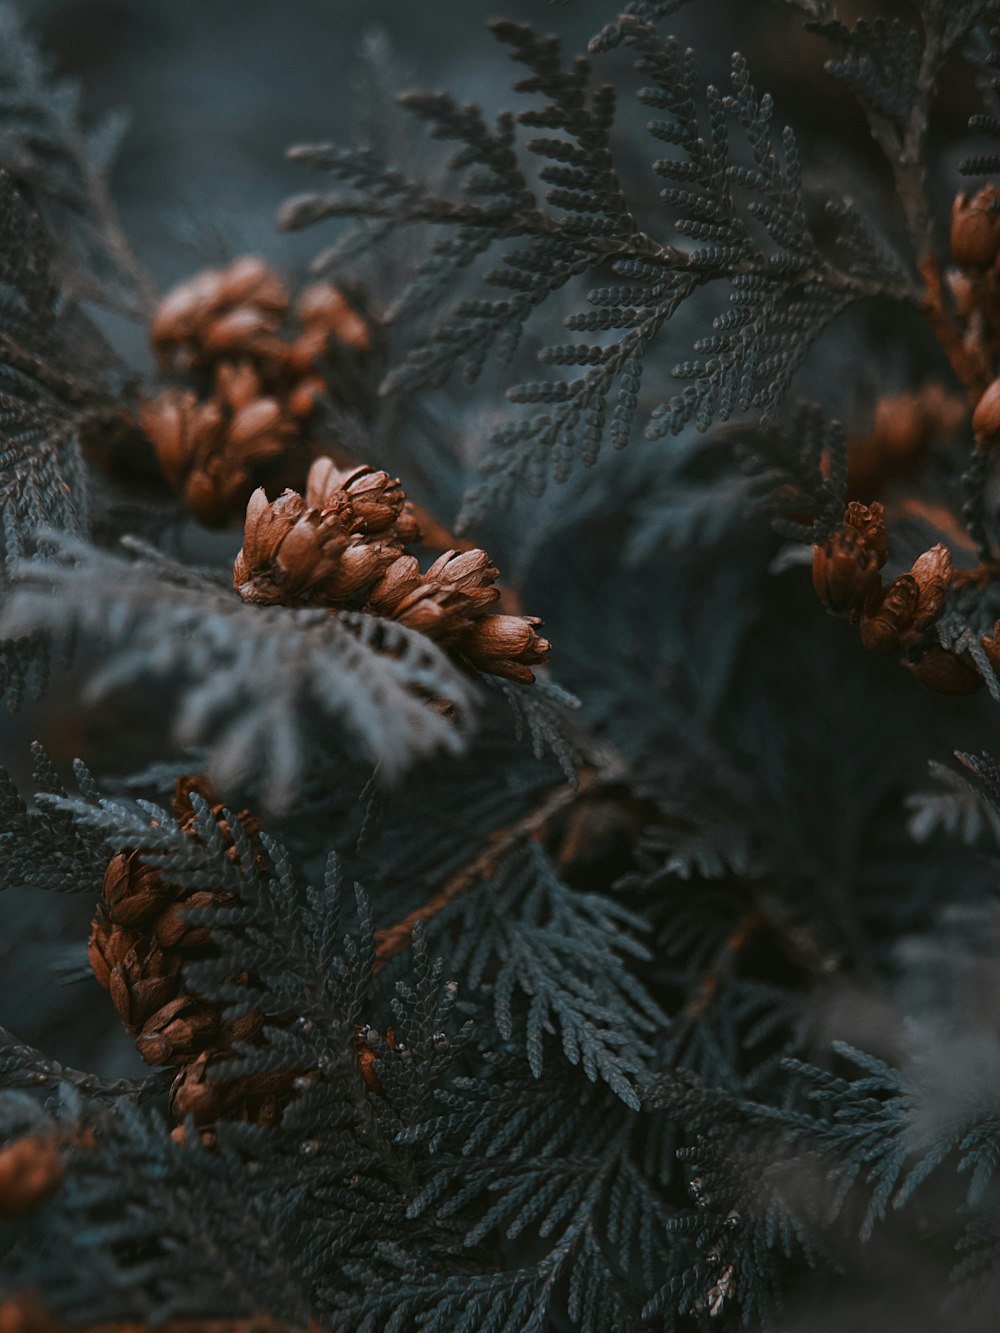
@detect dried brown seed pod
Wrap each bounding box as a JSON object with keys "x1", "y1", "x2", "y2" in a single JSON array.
[
  {"x1": 860, "y1": 574, "x2": 920, "y2": 653},
  {"x1": 134, "y1": 994, "x2": 223, "y2": 1066},
  {"x1": 812, "y1": 529, "x2": 882, "y2": 620},
  {"x1": 200, "y1": 307, "x2": 286, "y2": 364},
  {"x1": 907, "y1": 544, "x2": 953, "y2": 632},
  {"x1": 138, "y1": 389, "x2": 224, "y2": 492},
  {"x1": 87, "y1": 914, "x2": 141, "y2": 990},
  {"x1": 151, "y1": 257, "x2": 289, "y2": 365},
  {"x1": 906, "y1": 645, "x2": 982, "y2": 695},
  {"x1": 287, "y1": 374, "x2": 327, "y2": 419},
  {"x1": 843, "y1": 501, "x2": 889, "y2": 567},
  {"x1": 460, "y1": 614, "x2": 551, "y2": 684},
  {"x1": 214, "y1": 359, "x2": 264, "y2": 411},
  {"x1": 367, "y1": 554, "x2": 424, "y2": 616},
  {"x1": 305, "y1": 458, "x2": 415, "y2": 539},
  {"x1": 860, "y1": 545, "x2": 951, "y2": 653},
  {"x1": 424, "y1": 548, "x2": 502, "y2": 619},
  {"x1": 102, "y1": 851, "x2": 173, "y2": 929},
  {"x1": 296, "y1": 281, "x2": 372, "y2": 352},
  {"x1": 951, "y1": 185, "x2": 1000, "y2": 270},
  {"x1": 234, "y1": 488, "x2": 347, "y2": 604}
]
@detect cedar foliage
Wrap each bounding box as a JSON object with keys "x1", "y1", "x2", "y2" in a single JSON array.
[{"x1": 8, "y1": 1, "x2": 1000, "y2": 1329}]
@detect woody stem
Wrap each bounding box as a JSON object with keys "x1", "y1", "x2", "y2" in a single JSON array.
[
  {"x1": 372, "y1": 768, "x2": 599, "y2": 972},
  {"x1": 918, "y1": 254, "x2": 989, "y2": 405}
]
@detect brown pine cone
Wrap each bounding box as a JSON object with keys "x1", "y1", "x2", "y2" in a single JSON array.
[
  {"x1": 214, "y1": 359, "x2": 265, "y2": 411},
  {"x1": 134, "y1": 994, "x2": 225, "y2": 1067},
  {"x1": 102, "y1": 851, "x2": 174, "y2": 929},
  {"x1": 296, "y1": 281, "x2": 372, "y2": 353},
  {"x1": 812, "y1": 528, "x2": 882, "y2": 621},
  {"x1": 91, "y1": 922, "x2": 181, "y2": 1033},
  {"x1": 233, "y1": 488, "x2": 346, "y2": 604},
  {"x1": 906, "y1": 645, "x2": 982, "y2": 695},
  {"x1": 151, "y1": 257, "x2": 289, "y2": 370},
  {"x1": 843, "y1": 501, "x2": 889, "y2": 567},
  {"x1": 424, "y1": 549, "x2": 501, "y2": 617},
  {"x1": 860, "y1": 544, "x2": 952, "y2": 653},
  {"x1": 459, "y1": 614, "x2": 552, "y2": 684},
  {"x1": 0, "y1": 1137, "x2": 62, "y2": 1219},
  {"x1": 305, "y1": 458, "x2": 420, "y2": 543},
  {"x1": 169, "y1": 1052, "x2": 294, "y2": 1128},
  {"x1": 368, "y1": 549, "x2": 501, "y2": 645},
  {"x1": 139, "y1": 389, "x2": 225, "y2": 494},
  {"x1": 366, "y1": 554, "x2": 424, "y2": 617},
  {"x1": 951, "y1": 185, "x2": 1000, "y2": 271}
]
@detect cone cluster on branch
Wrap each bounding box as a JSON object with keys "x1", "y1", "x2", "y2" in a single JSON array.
[
  {"x1": 812, "y1": 503, "x2": 980, "y2": 695},
  {"x1": 139, "y1": 257, "x2": 374, "y2": 526},
  {"x1": 234, "y1": 457, "x2": 551, "y2": 684},
  {"x1": 87, "y1": 777, "x2": 298, "y2": 1137}
]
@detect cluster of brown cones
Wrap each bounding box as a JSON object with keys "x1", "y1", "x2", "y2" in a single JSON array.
[
  {"x1": 812, "y1": 502, "x2": 981, "y2": 695},
  {"x1": 139, "y1": 257, "x2": 373, "y2": 526},
  {"x1": 87, "y1": 778, "x2": 297, "y2": 1139},
  {"x1": 234, "y1": 457, "x2": 551, "y2": 684}
]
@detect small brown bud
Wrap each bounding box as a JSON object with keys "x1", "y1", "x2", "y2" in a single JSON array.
[
  {"x1": 305, "y1": 459, "x2": 409, "y2": 537},
  {"x1": 951, "y1": 186, "x2": 1000, "y2": 270},
  {"x1": 296, "y1": 282, "x2": 372, "y2": 352},
  {"x1": 139, "y1": 390, "x2": 224, "y2": 493},
  {"x1": 0, "y1": 1137, "x2": 62, "y2": 1218},
  {"x1": 214, "y1": 359, "x2": 264, "y2": 411},
  {"x1": 368, "y1": 554, "x2": 423, "y2": 615},
  {"x1": 102, "y1": 852, "x2": 171, "y2": 929},
  {"x1": 425, "y1": 548, "x2": 501, "y2": 617},
  {"x1": 154, "y1": 890, "x2": 219, "y2": 951},
  {"x1": 285, "y1": 325, "x2": 328, "y2": 376},
  {"x1": 216, "y1": 256, "x2": 288, "y2": 316},
  {"x1": 843, "y1": 501, "x2": 888, "y2": 568},
  {"x1": 860, "y1": 575, "x2": 920, "y2": 653},
  {"x1": 135, "y1": 994, "x2": 222, "y2": 1066},
  {"x1": 859, "y1": 547, "x2": 950, "y2": 654},
  {"x1": 226, "y1": 397, "x2": 291, "y2": 462},
  {"x1": 287, "y1": 375, "x2": 326, "y2": 419},
  {"x1": 906, "y1": 645, "x2": 982, "y2": 695},
  {"x1": 812, "y1": 529, "x2": 881, "y2": 620},
  {"x1": 460, "y1": 614, "x2": 551, "y2": 683},
  {"x1": 907, "y1": 543, "x2": 953, "y2": 632},
  {"x1": 201, "y1": 307, "x2": 284, "y2": 362},
  {"x1": 87, "y1": 915, "x2": 141, "y2": 990},
  {"x1": 150, "y1": 270, "x2": 226, "y2": 352},
  {"x1": 321, "y1": 538, "x2": 399, "y2": 599}
]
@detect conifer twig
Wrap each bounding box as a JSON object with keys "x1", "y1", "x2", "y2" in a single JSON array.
[
  {"x1": 372, "y1": 767, "x2": 599, "y2": 971},
  {"x1": 919, "y1": 254, "x2": 989, "y2": 404}
]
